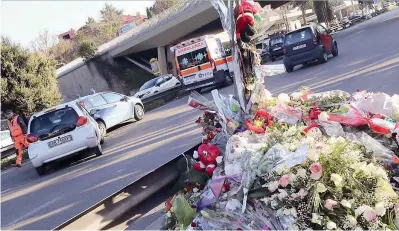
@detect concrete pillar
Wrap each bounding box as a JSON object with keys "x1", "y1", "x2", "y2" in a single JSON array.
[
  {"x1": 166, "y1": 45, "x2": 177, "y2": 76},
  {"x1": 338, "y1": 9, "x2": 343, "y2": 19},
  {"x1": 157, "y1": 46, "x2": 168, "y2": 75}
]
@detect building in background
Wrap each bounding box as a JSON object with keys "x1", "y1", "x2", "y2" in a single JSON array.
[{"x1": 58, "y1": 29, "x2": 77, "y2": 41}]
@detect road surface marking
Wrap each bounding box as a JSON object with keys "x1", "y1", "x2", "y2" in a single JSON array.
[{"x1": 3, "y1": 196, "x2": 63, "y2": 228}]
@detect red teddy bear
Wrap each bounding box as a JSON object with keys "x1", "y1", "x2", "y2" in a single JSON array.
[
  {"x1": 236, "y1": 0, "x2": 260, "y2": 43},
  {"x1": 193, "y1": 144, "x2": 222, "y2": 176}
]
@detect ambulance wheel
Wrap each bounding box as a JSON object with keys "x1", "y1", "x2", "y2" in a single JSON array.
[
  {"x1": 35, "y1": 165, "x2": 46, "y2": 176},
  {"x1": 224, "y1": 72, "x2": 233, "y2": 86}
]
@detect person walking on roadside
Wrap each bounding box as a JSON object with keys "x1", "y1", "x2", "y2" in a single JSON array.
[{"x1": 5, "y1": 109, "x2": 29, "y2": 167}]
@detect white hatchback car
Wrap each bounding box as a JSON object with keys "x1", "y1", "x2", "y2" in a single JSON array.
[
  {"x1": 134, "y1": 75, "x2": 181, "y2": 99},
  {"x1": 27, "y1": 101, "x2": 102, "y2": 175}
]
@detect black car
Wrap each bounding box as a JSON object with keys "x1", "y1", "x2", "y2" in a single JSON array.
[
  {"x1": 268, "y1": 35, "x2": 285, "y2": 61},
  {"x1": 283, "y1": 23, "x2": 338, "y2": 72}
]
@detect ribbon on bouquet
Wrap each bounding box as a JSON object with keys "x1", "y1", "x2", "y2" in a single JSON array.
[{"x1": 328, "y1": 105, "x2": 398, "y2": 135}]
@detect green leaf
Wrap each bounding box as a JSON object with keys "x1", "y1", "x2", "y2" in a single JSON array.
[
  {"x1": 171, "y1": 194, "x2": 196, "y2": 229},
  {"x1": 248, "y1": 187, "x2": 272, "y2": 198}
]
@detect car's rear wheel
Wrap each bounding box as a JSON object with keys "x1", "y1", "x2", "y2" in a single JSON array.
[
  {"x1": 332, "y1": 42, "x2": 339, "y2": 57},
  {"x1": 35, "y1": 165, "x2": 46, "y2": 176},
  {"x1": 93, "y1": 144, "x2": 103, "y2": 156},
  {"x1": 134, "y1": 104, "x2": 144, "y2": 121},
  {"x1": 97, "y1": 121, "x2": 106, "y2": 144},
  {"x1": 319, "y1": 49, "x2": 328, "y2": 64},
  {"x1": 285, "y1": 64, "x2": 294, "y2": 73}
]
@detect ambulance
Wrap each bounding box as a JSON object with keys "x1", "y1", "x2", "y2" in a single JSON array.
[{"x1": 172, "y1": 32, "x2": 234, "y2": 91}]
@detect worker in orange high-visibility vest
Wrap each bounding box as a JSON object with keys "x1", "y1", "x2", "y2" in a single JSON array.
[{"x1": 5, "y1": 109, "x2": 29, "y2": 167}]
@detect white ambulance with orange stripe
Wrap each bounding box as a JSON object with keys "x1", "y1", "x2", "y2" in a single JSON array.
[{"x1": 172, "y1": 33, "x2": 234, "y2": 91}]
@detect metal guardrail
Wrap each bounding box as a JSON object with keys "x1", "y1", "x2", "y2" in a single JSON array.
[{"x1": 53, "y1": 143, "x2": 200, "y2": 230}]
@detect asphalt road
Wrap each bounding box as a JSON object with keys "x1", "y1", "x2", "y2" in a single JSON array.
[{"x1": 2, "y1": 9, "x2": 399, "y2": 230}]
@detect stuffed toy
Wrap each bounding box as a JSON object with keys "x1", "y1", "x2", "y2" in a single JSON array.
[
  {"x1": 193, "y1": 144, "x2": 223, "y2": 176},
  {"x1": 236, "y1": 0, "x2": 261, "y2": 43}
]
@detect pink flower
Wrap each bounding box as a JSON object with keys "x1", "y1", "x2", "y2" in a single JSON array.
[
  {"x1": 309, "y1": 163, "x2": 323, "y2": 180},
  {"x1": 297, "y1": 188, "x2": 308, "y2": 199},
  {"x1": 279, "y1": 175, "x2": 290, "y2": 187},
  {"x1": 324, "y1": 199, "x2": 338, "y2": 210},
  {"x1": 363, "y1": 209, "x2": 377, "y2": 222}
]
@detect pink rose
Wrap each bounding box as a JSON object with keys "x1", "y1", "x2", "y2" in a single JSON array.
[
  {"x1": 324, "y1": 199, "x2": 338, "y2": 210},
  {"x1": 363, "y1": 209, "x2": 377, "y2": 222},
  {"x1": 279, "y1": 175, "x2": 290, "y2": 187},
  {"x1": 309, "y1": 163, "x2": 323, "y2": 180},
  {"x1": 297, "y1": 188, "x2": 308, "y2": 199}
]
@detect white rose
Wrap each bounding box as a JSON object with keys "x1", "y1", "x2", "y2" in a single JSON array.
[
  {"x1": 375, "y1": 202, "x2": 386, "y2": 216},
  {"x1": 354, "y1": 227, "x2": 363, "y2": 230},
  {"x1": 340, "y1": 199, "x2": 352, "y2": 208},
  {"x1": 327, "y1": 221, "x2": 337, "y2": 230},
  {"x1": 289, "y1": 173, "x2": 297, "y2": 182},
  {"x1": 290, "y1": 207, "x2": 298, "y2": 217},
  {"x1": 268, "y1": 181, "x2": 279, "y2": 192},
  {"x1": 283, "y1": 209, "x2": 291, "y2": 215},
  {"x1": 278, "y1": 93, "x2": 290, "y2": 103},
  {"x1": 347, "y1": 215, "x2": 357, "y2": 226},
  {"x1": 318, "y1": 111, "x2": 329, "y2": 121},
  {"x1": 297, "y1": 168, "x2": 307, "y2": 178},
  {"x1": 277, "y1": 189, "x2": 288, "y2": 200},
  {"x1": 330, "y1": 173, "x2": 343, "y2": 187}
]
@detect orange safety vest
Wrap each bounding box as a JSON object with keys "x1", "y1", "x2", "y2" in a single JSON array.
[{"x1": 8, "y1": 115, "x2": 23, "y2": 137}]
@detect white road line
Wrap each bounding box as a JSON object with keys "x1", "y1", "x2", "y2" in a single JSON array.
[{"x1": 3, "y1": 196, "x2": 62, "y2": 228}]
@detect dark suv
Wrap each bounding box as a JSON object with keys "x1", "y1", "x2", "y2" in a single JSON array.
[
  {"x1": 283, "y1": 23, "x2": 338, "y2": 72},
  {"x1": 269, "y1": 35, "x2": 285, "y2": 61}
]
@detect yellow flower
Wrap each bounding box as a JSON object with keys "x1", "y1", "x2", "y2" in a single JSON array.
[
  {"x1": 375, "y1": 180, "x2": 397, "y2": 200},
  {"x1": 254, "y1": 120, "x2": 264, "y2": 127},
  {"x1": 330, "y1": 173, "x2": 343, "y2": 187},
  {"x1": 316, "y1": 183, "x2": 327, "y2": 193}
]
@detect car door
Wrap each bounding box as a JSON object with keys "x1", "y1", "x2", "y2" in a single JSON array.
[
  {"x1": 101, "y1": 92, "x2": 133, "y2": 124},
  {"x1": 160, "y1": 75, "x2": 176, "y2": 91},
  {"x1": 317, "y1": 24, "x2": 333, "y2": 53},
  {"x1": 154, "y1": 76, "x2": 166, "y2": 93}
]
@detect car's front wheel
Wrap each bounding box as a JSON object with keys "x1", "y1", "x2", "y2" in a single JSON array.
[
  {"x1": 134, "y1": 104, "x2": 144, "y2": 121},
  {"x1": 97, "y1": 121, "x2": 106, "y2": 144},
  {"x1": 93, "y1": 144, "x2": 103, "y2": 156},
  {"x1": 35, "y1": 165, "x2": 46, "y2": 176}
]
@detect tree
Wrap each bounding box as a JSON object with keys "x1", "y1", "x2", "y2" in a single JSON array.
[
  {"x1": 313, "y1": 0, "x2": 334, "y2": 23},
  {"x1": 30, "y1": 29, "x2": 57, "y2": 55},
  {"x1": 77, "y1": 39, "x2": 97, "y2": 60},
  {"x1": 1, "y1": 37, "x2": 61, "y2": 116},
  {"x1": 293, "y1": 1, "x2": 310, "y2": 25},
  {"x1": 99, "y1": 3, "x2": 123, "y2": 41},
  {"x1": 85, "y1": 17, "x2": 95, "y2": 25},
  {"x1": 146, "y1": 0, "x2": 178, "y2": 18},
  {"x1": 49, "y1": 39, "x2": 78, "y2": 66}
]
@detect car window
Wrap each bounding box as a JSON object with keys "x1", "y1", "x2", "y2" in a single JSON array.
[
  {"x1": 102, "y1": 92, "x2": 123, "y2": 104},
  {"x1": 30, "y1": 107, "x2": 78, "y2": 137},
  {"x1": 284, "y1": 28, "x2": 313, "y2": 46},
  {"x1": 270, "y1": 37, "x2": 284, "y2": 46},
  {"x1": 140, "y1": 78, "x2": 158, "y2": 91},
  {"x1": 177, "y1": 47, "x2": 209, "y2": 71},
  {"x1": 164, "y1": 75, "x2": 173, "y2": 81},
  {"x1": 87, "y1": 95, "x2": 108, "y2": 108},
  {"x1": 156, "y1": 77, "x2": 165, "y2": 85}
]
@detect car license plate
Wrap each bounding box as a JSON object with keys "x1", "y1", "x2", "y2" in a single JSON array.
[
  {"x1": 48, "y1": 135, "x2": 73, "y2": 148},
  {"x1": 273, "y1": 47, "x2": 281, "y2": 51},
  {"x1": 293, "y1": 44, "x2": 306, "y2": 50}
]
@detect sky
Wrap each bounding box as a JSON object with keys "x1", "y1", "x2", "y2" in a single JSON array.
[{"x1": 1, "y1": 1, "x2": 155, "y2": 48}]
